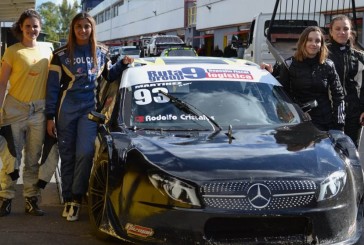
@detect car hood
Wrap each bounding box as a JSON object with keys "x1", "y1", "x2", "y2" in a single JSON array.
[{"x1": 128, "y1": 122, "x2": 344, "y2": 181}]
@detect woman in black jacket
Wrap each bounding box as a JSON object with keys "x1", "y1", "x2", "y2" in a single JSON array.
[
  {"x1": 327, "y1": 15, "x2": 364, "y2": 146},
  {"x1": 279, "y1": 26, "x2": 345, "y2": 131}
]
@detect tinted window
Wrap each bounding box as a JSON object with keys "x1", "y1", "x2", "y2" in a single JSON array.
[
  {"x1": 121, "y1": 48, "x2": 140, "y2": 55},
  {"x1": 163, "y1": 49, "x2": 197, "y2": 56},
  {"x1": 122, "y1": 80, "x2": 301, "y2": 130}
]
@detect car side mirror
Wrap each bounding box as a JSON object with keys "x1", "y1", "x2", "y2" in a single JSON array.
[{"x1": 88, "y1": 111, "x2": 106, "y2": 124}]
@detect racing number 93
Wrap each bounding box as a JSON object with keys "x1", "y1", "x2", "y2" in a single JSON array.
[{"x1": 134, "y1": 87, "x2": 169, "y2": 105}]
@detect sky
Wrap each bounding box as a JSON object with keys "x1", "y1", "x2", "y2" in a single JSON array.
[{"x1": 35, "y1": 0, "x2": 80, "y2": 8}]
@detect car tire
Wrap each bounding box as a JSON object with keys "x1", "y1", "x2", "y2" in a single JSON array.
[{"x1": 88, "y1": 153, "x2": 113, "y2": 240}]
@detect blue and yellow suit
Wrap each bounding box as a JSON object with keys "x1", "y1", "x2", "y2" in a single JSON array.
[{"x1": 45, "y1": 43, "x2": 128, "y2": 201}]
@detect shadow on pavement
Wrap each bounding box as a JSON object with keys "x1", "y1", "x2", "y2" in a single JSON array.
[{"x1": 0, "y1": 183, "x2": 121, "y2": 245}]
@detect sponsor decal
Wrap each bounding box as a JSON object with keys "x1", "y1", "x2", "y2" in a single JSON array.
[
  {"x1": 135, "y1": 81, "x2": 182, "y2": 89},
  {"x1": 145, "y1": 114, "x2": 178, "y2": 121},
  {"x1": 28, "y1": 71, "x2": 39, "y2": 76},
  {"x1": 147, "y1": 67, "x2": 206, "y2": 82},
  {"x1": 146, "y1": 67, "x2": 253, "y2": 82},
  {"x1": 76, "y1": 67, "x2": 84, "y2": 74},
  {"x1": 206, "y1": 69, "x2": 253, "y2": 80},
  {"x1": 65, "y1": 56, "x2": 94, "y2": 65},
  {"x1": 134, "y1": 115, "x2": 145, "y2": 123},
  {"x1": 125, "y1": 223, "x2": 154, "y2": 238},
  {"x1": 135, "y1": 114, "x2": 214, "y2": 122}
]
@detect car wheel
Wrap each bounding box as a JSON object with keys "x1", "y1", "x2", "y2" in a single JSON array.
[{"x1": 88, "y1": 153, "x2": 111, "y2": 240}]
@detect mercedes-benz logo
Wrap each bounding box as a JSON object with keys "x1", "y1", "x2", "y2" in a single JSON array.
[{"x1": 247, "y1": 183, "x2": 271, "y2": 209}]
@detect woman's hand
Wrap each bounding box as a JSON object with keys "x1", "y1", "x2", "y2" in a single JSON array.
[
  {"x1": 360, "y1": 112, "x2": 364, "y2": 126},
  {"x1": 47, "y1": 119, "x2": 57, "y2": 138},
  {"x1": 260, "y1": 62, "x2": 273, "y2": 73},
  {"x1": 122, "y1": 55, "x2": 134, "y2": 65}
]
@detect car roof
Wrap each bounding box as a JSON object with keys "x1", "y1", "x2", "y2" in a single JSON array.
[
  {"x1": 120, "y1": 45, "x2": 137, "y2": 49},
  {"x1": 163, "y1": 47, "x2": 194, "y2": 50},
  {"x1": 120, "y1": 57, "x2": 281, "y2": 88}
]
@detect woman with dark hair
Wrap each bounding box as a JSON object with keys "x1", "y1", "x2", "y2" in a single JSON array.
[
  {"x1": 45, "y1": 12, "x2": 133, "y2": 221},
  {"x1": 0, "y1": 9, "x2": 52, "y2": 217},
  {"x1": 327, "y1": 14, "x2": 364, "y2": 146},
  {"x1": 279, "y1": 26, "x2": 345, "y2": 131}
]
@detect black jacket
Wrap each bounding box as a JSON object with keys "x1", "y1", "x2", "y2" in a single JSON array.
[
  {"x1": 328, "y1": 40, "x2": 364, "y2": 118},
  {"x1": 279, "y1": 56, "x2": 345, "y2": 130}
]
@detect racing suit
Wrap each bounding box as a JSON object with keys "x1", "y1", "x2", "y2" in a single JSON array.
[
  {"x1": 279, "y1": 56, "x2": 345, "y2": 131},
  {"x1": 327, "y1": 40, "x2": 364, "y2": 145},
  {"x1": 45, "y1": 44, "x2": 128, "y2": 201}
]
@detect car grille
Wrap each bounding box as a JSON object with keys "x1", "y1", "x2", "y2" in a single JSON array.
[{"x1": 201, "y1": 180, "x2": 317, "y2": 210}]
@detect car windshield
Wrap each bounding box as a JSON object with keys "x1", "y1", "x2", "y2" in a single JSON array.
[
  {"x1": 156, "y1": 36, "x2": 184, "y2": 44},
  {"x1": 122, "y1": 80, "x2": 301, "y2": 130},
  {"x1": 121, "y1": 48, "x2": 140, "y2": 55},
  {"x1": 164, "y1": 49, "x2": 196, "y2": 56}
]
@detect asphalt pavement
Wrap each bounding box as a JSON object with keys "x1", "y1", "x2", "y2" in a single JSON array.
[
  {"x1": 1, "y1": 162, "x2": 364, "y2": 244},
  {"x1": 0, "y1": 183, "x2": 121, "y2": 245}
]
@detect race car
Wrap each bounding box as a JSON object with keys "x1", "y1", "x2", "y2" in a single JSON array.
[
  {"x1": 160, "y1": 47, "x2": 197, "y2": 57},
  {"x1": 88, "y1": 56, "x2": 364, "y2": 245}
]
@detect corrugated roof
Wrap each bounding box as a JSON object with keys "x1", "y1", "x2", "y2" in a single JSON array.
[{"x1": 0, "y1": 0, "x2": 35, "y2": 22}]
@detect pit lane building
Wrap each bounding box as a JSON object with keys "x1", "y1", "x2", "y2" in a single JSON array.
[{"x1": 86, "y1": 0, "x2": 364, "y2": 56}]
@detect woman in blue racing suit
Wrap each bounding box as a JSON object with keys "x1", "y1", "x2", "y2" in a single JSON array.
[{"x1": 45, "y1": 12, "x2": 134, "y2": 222}]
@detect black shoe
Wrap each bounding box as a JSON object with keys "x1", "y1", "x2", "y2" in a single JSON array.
[
  {"x1": 25, "y1": 196, "x2": 44, "y2": 216},
  {"x1": 0, "y1": 198, "x2": 12, "y2": 217}
]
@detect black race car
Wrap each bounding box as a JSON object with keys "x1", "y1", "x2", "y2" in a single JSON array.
[{"x1": 88, "y1": 57, "x2": 364, "y2": 245}]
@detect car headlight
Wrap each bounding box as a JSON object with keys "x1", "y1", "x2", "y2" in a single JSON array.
[
  {"x1": 148, "y1": 173, "x2": 201, "y2": 207},
  {"x1": 317, "y1": 170, "x2": 347, "y2": 201}
]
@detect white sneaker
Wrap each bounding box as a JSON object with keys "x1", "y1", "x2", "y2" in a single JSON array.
[
  {"x1": 62, "y1": 202, "x2": 71, "y2": 218},
  {"x1": 67, "y1": 202, "x2": 81, "y2": 222}
]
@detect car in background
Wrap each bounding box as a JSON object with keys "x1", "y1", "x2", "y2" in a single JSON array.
[
  {"x1": 146, "y1": 34, "x2": 184, "y2": 56},
  {"x1": 109, "y1": 46, "x2": 121, "y2": 58},
  {"x1": 160, "y1": 47, "x2": 197, "y2": 57},
  {"x1": 109, "y1": 45, "x2": 122, "y2": 63},
  {"x1": 117, "y1": 46, "x2": 141, "y2": 62},
  {"x1": 88, "y1": 56, "x2": 364, "y2": 245}
]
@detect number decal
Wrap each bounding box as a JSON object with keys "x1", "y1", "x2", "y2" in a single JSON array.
[
  {"x1": 153, "y1": 87, "x2": 169, "y2": 103},
  {"x1": 134, "y1": 87, "x2": 170, "y2": 105},
  {"x1": 134, "y1": 89, "x2": 152, "y2": 105},
  {"x1": 181, "y1": 67, "x2": 205, "y2": 79}
]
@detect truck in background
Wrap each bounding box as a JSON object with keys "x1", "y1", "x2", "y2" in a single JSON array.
[
  {"x1": 243, "y1": 0, "x2": 362, "y2": 66},
  {"x1": 139, "y1": 36, "x2": 151, "y2": 57}
]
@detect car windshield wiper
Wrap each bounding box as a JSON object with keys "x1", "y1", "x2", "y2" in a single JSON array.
[{"x1": 158, "y1": 90, "x2": 222, "y2": 133}]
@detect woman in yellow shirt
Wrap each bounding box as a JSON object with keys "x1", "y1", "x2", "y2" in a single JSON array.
[{"x1": 0, "y1": 9, "x2": 52, "y2": 217}]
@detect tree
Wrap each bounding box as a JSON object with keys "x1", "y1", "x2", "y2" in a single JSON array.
[
  {"x1": 59, "y1": 0, "x2": 79, "y2": 40},
  {"x1": 37, "y1": 0, "x2": 80, "y2": 47},
  {"x1": 38, "y1": 2, "x2": 60, "y2": 45}
]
